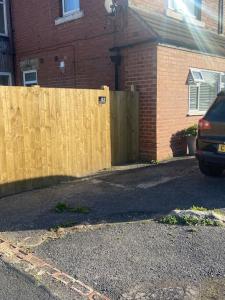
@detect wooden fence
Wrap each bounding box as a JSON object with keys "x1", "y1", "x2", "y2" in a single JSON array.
[
  {"x1": 0, "y1": 86, "x2": 139, "y2": 197},
  {"x1": 110, "y1": 91, "x2": 139, "y2": 165}
]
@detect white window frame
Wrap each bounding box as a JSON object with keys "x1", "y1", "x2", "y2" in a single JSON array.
[
  {"x1": 188, "y1": 68, "x2": 225, "y2": 115},
  {"x1": 168, "y1": 0, "x2": 198, "y2": 19},
  {"x1": 62, "y1": 0, "x2": 80, "y2": 16},
  {"x1": 23, "y1": 70, "x2": 38, "y2": 87},
  {"x1": 0, "y1": 0, "x2": 8, "y2": 36},
  {"x1": 190, "y1": 68, "x2": 205, "y2": 83},
  {"x1": 168, "y1": 0, "x2": 175, "y2": 10},
  {"x1": 188, "y1": 83, "x2": 202, "y2": 115},
  {"x1": 0, "y1": 72, "x2": 12, "y2": 85}
]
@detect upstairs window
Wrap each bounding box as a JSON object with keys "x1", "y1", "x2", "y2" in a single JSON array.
[
  {"x1": 0, "y1": 0, "x2": 7, "y2": 36},
  {"x1": 168, "y1": 0, "x2": 201, "y2": 20},
  {"x1": 62, "y1": 0, "x2": 80, "y2": 15}
]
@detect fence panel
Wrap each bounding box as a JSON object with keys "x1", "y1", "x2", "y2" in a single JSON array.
[
  {"x1": 0, "y1": 86, "x2": 138, "y2": 197},
  {"x1": 110, "y1": 90, "x2": 139, "y2": 165}
]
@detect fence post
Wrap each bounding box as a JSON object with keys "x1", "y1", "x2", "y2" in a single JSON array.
[{"x1": 101, "y1": 85, "x2": 112, "y2": 167}]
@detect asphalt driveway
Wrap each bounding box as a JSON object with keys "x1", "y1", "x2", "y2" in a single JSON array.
[
  {"x1": 0, "y1": 260, "x2": 57, "y2": 300},
  {"x1": 0, "y1": 158, "x2": 225, "y2": 299},
  {"x1": 0, "y1": 157, "x2": 224, "y2": 236}
]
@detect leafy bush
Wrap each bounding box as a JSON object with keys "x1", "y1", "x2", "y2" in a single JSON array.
[
  {"x1": 185, "y1": 124, "x2": 198, "y2": 137},
  {"x1": 160, "y1": 215, "x2": 178, "y2": 225},
  {"x1": 159, "y1": 215, "x2": 222, "y2": 227}
]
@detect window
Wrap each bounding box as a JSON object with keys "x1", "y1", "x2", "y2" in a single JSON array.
[
  {"x1": 0, "y1": 72, "x2": 11, "y2": 85},
  {"x1": 188, "y1": 69, "x2": 224, "y2": 114},
  {"x1": 190, "y1": 69, "x2": 204, "y2": 82},
  {"x1": 168, "y1": 0, "x2": 201, "y2": 20},
  {"x1": 55, "y1": 0, "x2": 83, "y2": 25},
  {"x1": 23, "y1": 70, "x2": 38, "y2": 87},
  {"x1": 62, "y1": 0, "x2": 80, "y2": 15},
  {"x1": 0, "y1": 0, "x2": 7, "y2": 36}
]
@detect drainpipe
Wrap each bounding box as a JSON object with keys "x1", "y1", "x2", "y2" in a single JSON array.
[
  {"x1": 8, "y1": 0, "x2": 16, "y2": 85},
  {"x1": 219, "y1": 0, "x2": 224, "y2": 34},
  {"x1": 110, "y1": 48, "x2": 122, "y2": 91}
]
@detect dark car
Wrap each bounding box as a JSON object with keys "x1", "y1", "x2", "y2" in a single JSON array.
[{"x1": 196, "y1": 91, "x2": 225, "y2": 177}]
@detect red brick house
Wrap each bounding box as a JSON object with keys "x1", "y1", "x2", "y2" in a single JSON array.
[{"x1": 10, "y1": 0, "x2": 225, "y2": 161}]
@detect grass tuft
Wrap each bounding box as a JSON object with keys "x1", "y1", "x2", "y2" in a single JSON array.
[
  {"x1": 55, "y1": 202, "x2": 91, "y2": 214},
  {"x1": 55, "y1": 202, "x2": 68, "y2": 213},
  {"x1": 191, "y1": 206, "x2": 208, "y2": 212}
]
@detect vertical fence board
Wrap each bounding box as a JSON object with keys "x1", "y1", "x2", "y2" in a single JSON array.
[{"x1": 110, "y1": 90, "x2": 139, "y2": 165}]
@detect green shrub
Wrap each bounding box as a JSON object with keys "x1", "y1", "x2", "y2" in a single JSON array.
[
  {"x1": 159, "y1": 214, "x2": 223, "y2": 227},
  {"x1": 185, "y1": 124, "x2": 198, "y2": 137}
]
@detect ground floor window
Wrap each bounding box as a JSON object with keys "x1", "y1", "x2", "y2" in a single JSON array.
[
  {"x1": 23, "y1": 70, "x2": 38, "y2": 87},
  {"x1": 188, "y1": 68, "x2": 225, "y2": 115},
  {"x1": 0, "y1": 72, "x2": 12, "y2": 85}
]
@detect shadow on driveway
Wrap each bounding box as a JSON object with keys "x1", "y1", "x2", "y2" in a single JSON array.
[{"x1": 0, "y1": 158, "x2": 224, "y2": 234}]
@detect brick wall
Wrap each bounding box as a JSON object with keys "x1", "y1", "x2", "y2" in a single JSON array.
[
  {"x1": 130, "y1": 0, "x2": 222, "y2": 33},
  {"x1": 11, "y1": 0, "x2": 117, "y2": 88},
  {"x1": 11, "y1": 0, "x2": 225, "y2": 161},
  {"x1": 202, "y1": 0, "x2": 219, "y2": 32},
  {"x1": 129, "y1": 0, "x2": 165, "y2": 14},
  {"x1": 156, "y1": 45, "x2": 225, "y2": 160},
  {"x1": 121, "y1": 44, "x2": 157, "y2": 160},
  {"x1": 11, "y1": 0, "x2": 223, "y2": 88}
]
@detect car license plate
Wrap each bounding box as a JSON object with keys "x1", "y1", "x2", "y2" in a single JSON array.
[{"x1": 218, "y1": 144, "x2": 225, "y2": 153}]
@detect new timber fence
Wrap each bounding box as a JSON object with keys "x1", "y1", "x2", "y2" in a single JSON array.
[{"x1": 0, "y1": 86, "x2": 139, "y2": 197}]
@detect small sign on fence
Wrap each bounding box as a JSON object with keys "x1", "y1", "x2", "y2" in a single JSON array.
[{"x1": 98, "y1": 96, "x2": 107, "y2": 104}]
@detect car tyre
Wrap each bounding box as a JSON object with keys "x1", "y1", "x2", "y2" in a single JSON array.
[{"x1": 199, "y1": 161, "x2": 224, "y2": 177}]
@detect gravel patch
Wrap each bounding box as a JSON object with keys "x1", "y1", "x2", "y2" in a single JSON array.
[{"x1": 36, "y1": 220, "x2": 225, "y2": 299}]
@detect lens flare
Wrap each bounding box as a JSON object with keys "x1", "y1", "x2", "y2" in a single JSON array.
[{"x1": 174, "y1": 0, "x2": 218, "y2": 69}]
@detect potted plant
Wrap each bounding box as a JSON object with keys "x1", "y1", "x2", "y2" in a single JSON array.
[{"x1": 185, "y1": 124, "x2": 198, "y2": 156}]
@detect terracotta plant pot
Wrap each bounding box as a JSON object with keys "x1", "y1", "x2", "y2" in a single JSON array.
[{"x1": 186, "y1": 135, "x2": 197, "y2": 156}]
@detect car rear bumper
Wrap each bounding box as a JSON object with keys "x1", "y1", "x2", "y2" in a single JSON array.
[{"x1": 196, "y1": 150, "x2": 225, "y2": 166}]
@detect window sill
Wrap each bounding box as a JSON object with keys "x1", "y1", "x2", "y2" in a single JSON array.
[
  {"x1": 187, "y1": 111, "x2": 205, "y2": 116},
  {"x1": 55, "y1": 10, "x2": 84, "y2": 25},
  {"x1": 166, "y1": 9, "x2": 205, "y2": 27},
  {"x1": 166, "y1": 9, "x2": 183, "y2": 21},
  {"x1": 0, "y1": 33, "x2": 9, "y2": 38},
  {"x1": 184, "y1": 16, "x2": 205, "y2": 28}
]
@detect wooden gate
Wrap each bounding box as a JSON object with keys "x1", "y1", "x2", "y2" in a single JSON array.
[{"x1": 110, "y1": 90, "x2": 139, "y2": 165}]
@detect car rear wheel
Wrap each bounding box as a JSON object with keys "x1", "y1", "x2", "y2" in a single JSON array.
[{"x1": 199, "y1": 161, "x2": 224, "y2": 177}]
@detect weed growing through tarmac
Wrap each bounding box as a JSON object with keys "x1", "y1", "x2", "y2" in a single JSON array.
[
  {"x1": 191, "y1": 206, "x2": 225, "y2": 215},
  {"x1": 55, "y1": 202, "x2": 91, "y2": 214},
  {"x1": 55, "y1": 202, "x2": 68, "y2": 213},
  {"x1": 50, "y1": 221, "x2": 78, "y2": 232},
  {"x1": 150, "y1": 160, "x2": 159, "y2": 165},
  {"x1": 191, "y1": 206, "x2": 207, "y2": 212},
  {"x1": 160, "y1": 215, "x2": 222, "y2": 227},
  {"x1": 160, "y1": 206, "x2": 225, "y2": 227}
]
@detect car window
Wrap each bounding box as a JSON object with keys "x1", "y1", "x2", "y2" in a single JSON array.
[{"x1": 206, "y1": 98, "x2": 225, "y2": 122}]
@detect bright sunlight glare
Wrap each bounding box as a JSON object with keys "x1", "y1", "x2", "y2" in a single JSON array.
[{"x1": 173, "y1": 0, "x2": 219, "y2": 69}]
